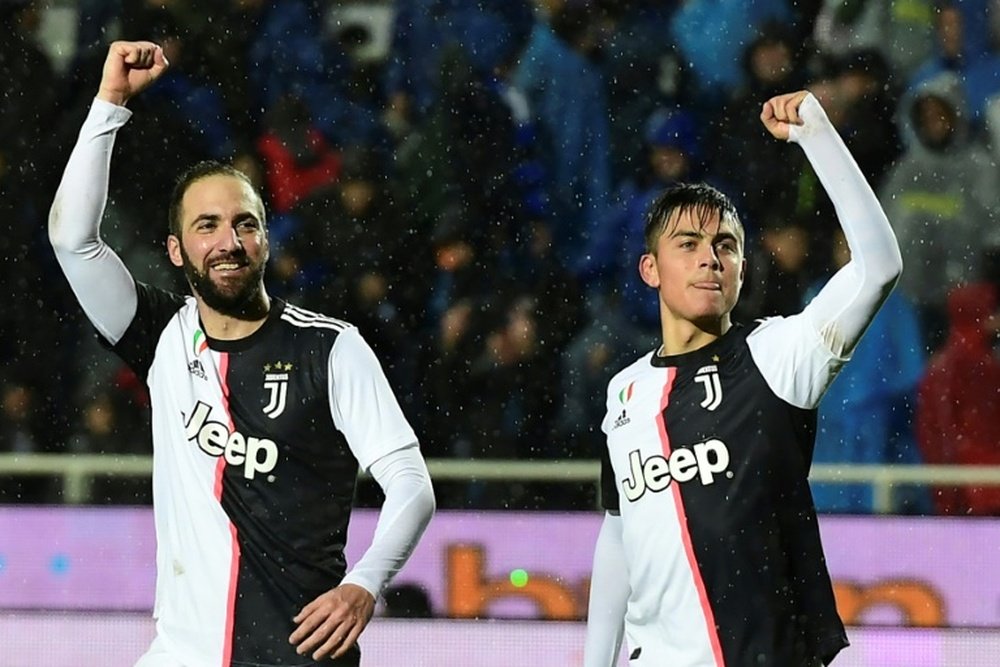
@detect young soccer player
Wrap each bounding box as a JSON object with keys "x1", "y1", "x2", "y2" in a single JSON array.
[{"x1": 584, "y1": 90, "x2": 902, "y2": 666}]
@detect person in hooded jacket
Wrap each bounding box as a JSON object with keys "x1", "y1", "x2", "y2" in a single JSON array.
[
  {"x1": 917, "y1": 282, "x2": 1000, "y2": 515},
  {"x1": 880, "y1": 71, "x2": 1000, "y2": 348}
]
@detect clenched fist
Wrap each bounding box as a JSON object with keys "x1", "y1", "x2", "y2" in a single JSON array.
[
  {"x1": 760, "y1": 90, "x2": 811, "y2": 141},
  {"x1": 97, "y1": 40, "x2": 170, "y2": 107}
]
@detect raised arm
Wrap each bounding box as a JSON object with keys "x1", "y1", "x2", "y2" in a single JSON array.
[
  {"x1": 48, "y1": 41, "x2": 169, "y2": 344},
  {"x1": 749, "y1": 91, "x2": 903, "y2": 409}
]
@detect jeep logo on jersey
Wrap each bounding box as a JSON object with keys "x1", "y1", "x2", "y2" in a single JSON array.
[
  {"x1": 695, "y1": 364, "x2": 722, "y2": 411},
  {"x1": 621, "y1": 439, "x2": 731, "y2": 501},
  {"x1": 184, "y1": 401, "x2": 278, "y2": 480}
]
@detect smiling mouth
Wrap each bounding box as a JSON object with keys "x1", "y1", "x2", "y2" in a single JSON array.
[{"x1": 210, "y1": 260, "x2": 248, "y2": 272}]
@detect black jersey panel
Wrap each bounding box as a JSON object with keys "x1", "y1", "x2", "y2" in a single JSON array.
[
  {"x1": 103, "y1": 281, "x2": 187, "y2": 379},
  {"x1": 205, "y1": 302, "x2": 362, "y2": 665},
  {"x1": 600, "y1": 444, "x2": 620, "y2": 512},
  {"x1": 656, "y1": 325, "x2": 847, "y2": 666}
]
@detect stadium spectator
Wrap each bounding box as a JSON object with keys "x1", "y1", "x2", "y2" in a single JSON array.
[
  {"x1": 812, "y1": 0, "x2": 937, "y2": 82},
  {"x1": 244, "y1": 0, "x2": 381, "y2": 147},
  {"x1": 669, "y1": 0, "x2": 793, "y2": 107},
  {"x1": 601, "y1": 1, "x2": 683, "y2": 183},
  {"x1": 67, "y1": 390, "x2": 152, "y2": 504},
  {"x1": 880, "y1": 71, "x2": 1000, "y2": 348},
  {"x1": 514, "y1": 3, "x2": 612, "y2": 257},
  {"x1": 735, "y1": 208, "x2": 815, "y2": 322},
  {"x1": 817, "y1": 50, "x2": 902, "y2": 189},
  {"x1": 917, "y1": 282, "x2": 1000, "y2": 515},
  {"x1": 908, "y1": 0, "x2": 1000, "y2": 127},
  {"x1": 383, "y1": 0, "x2": 533, "y2": 133},
  {"x1": 711, "y1": 24, "x2": 808, "y2": 232},
  {"x1": 255, "y1": 94, "x2": 342, "y2": 216},
  {"x1": 0, "y1": 377, "x2": 56, "y2": 503}
]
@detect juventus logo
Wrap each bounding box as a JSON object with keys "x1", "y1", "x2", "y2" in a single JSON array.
[
  {"x1": 263, "y1": 373, "x2": 289, "y2": 419},
  {"x1": 694, "y1": 365, "x2": 722, "y2": 411}
]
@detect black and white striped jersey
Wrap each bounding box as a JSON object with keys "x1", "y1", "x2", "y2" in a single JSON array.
[
  {"x1": 587, "y1": 92, "x2": 903, "y2": 667},
  {"x1": 599, "y1": 318, "x2": 849, "y2": 666},
  {"x1": 108, "y1": 282, "x2": 416, "y2": 666}
]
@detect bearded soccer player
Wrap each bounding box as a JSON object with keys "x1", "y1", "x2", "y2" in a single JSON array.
[
  {"x1": 49, "y1": 41, "x2": 435, "y2": 666},
  {"x1": 583, "y1": 91, "x2": 902, "y2": 666}
]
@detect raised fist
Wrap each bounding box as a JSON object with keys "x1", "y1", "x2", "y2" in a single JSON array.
[
  {"x1": 760, "y1": 90, "x2": 811, "y2": 141},
  {"x1": 97, "y1": 40, "x2": 170, "y2": 106}
]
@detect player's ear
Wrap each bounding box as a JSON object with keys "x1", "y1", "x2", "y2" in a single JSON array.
[
  {"x1": 639, "y1": 253, "x2": 660, "y2": 288},
  {"x1": 167, "y1": 234, "x2": 184, "y2": 268}
]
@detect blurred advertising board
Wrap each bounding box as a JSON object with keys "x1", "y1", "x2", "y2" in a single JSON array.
[{"x1": 0, "y1": 508, "x2": 997, "y2": 628}]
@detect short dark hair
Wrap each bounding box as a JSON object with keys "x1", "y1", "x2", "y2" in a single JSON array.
[
  {"x1": 643, "y1": 182, "x2": 743, "y2": 254},
  {"x1": 167, "y1": 161, "x2": 264, "y2": 237}
]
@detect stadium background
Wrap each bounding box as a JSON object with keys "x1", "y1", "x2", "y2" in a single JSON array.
[{"x1": 0, "y1": 0, "x2": 1000, "y2": 667}]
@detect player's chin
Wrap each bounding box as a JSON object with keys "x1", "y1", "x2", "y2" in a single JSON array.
[{"x1": 686, "y1": 299, "x2": 732, "y2": 323}]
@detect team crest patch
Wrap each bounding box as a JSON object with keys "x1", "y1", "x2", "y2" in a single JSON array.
[
  {"x1": 695, "y1": 364, "x2": 722, "y2": 411},
  {"x1": 263, "y1": 361, "x2": 293, "y2": 419}
]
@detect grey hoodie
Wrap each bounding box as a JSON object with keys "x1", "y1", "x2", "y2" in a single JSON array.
[{"x1": 880, "y1": 71, "x2": 1000, "y2": 309}]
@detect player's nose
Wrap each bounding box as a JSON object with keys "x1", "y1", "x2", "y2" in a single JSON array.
[
  {"x1": 218, "y1": 223, "x2": 243, "y2": 251},
  {"x1": 698, "y1": 245, "x2": 721, "y2": 270}
]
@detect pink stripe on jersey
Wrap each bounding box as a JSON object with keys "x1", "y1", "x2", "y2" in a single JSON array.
[
  {"x1": 216, "y1": 352, "x2": 240, "y2": 667},
  {"x1": 656, "y1": 366, "x2": 726, "y2": 666}
]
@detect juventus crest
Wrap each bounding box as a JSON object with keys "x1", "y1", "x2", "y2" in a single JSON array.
[
  {"x1": 263, "y1": 362, "x2": 292, "y2": 419},
  {"x1": 694, "y1": 364, "x2": 723, "y2": 411}
]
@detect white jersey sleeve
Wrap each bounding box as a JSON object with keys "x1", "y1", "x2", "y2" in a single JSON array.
[
  {"x1": 584, "y1": 512, "x2": 628, "y2": 667},
  {"x1": 327, "y1": 327, "x2": 419, "y2": 470},
  {"x1": 48, "y1": 98, "x2": 138, "y2": 345},
  {"x1": 748, "y1": 93, "x2": 903, "y2": 409},
  {"x1": 341, "y1": 445, "x2": 435, "y2": 596},
  {"x1": 329, "y1": 327, "x2": 431, "y2": 596}
]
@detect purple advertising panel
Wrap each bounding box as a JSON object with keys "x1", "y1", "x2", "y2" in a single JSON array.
[
  {"x1": 2, "y1": 614, "x2": 998, "y2": 667},
  {"x1": 0, "y1": 508, "x2": 997, "y2": 628}
]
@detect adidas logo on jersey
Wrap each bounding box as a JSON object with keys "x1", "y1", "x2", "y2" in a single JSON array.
[
  {"x1": 612, "y1": 409, "x2": 630, "y2": 429},
  {"x1": 187, "y1": 359, "x2": 207, "y2": 380},
  {"x1": 184, "y1": 401, "x2": 279, "y2": 480},
  {"x1": 621, "y1": 439, "x2": 731, "y2": 502}
]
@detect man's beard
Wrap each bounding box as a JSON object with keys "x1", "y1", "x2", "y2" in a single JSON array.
[{"x1": 180, "y1": 246, "x2": 268, "y2": 320}]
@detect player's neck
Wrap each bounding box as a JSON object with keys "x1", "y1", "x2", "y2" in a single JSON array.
[
  {"x1": 658, "y1": 315, "x2": 732, "y2": 357},
  {"x1": 196, "y1": 292, "x2": 271, "y2": 340}
]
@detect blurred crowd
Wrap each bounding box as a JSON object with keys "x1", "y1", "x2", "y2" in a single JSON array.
[{"x1": 2, "y1": 0, "x2": 1000, "y2": 514}]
